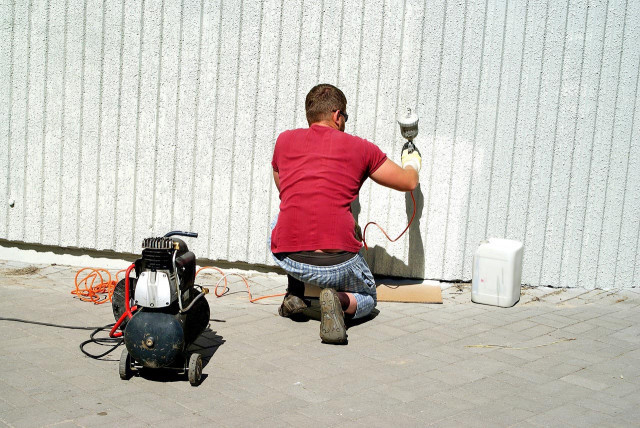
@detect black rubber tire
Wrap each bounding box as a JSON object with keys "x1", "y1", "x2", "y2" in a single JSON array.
[
  {"x1": 188, "y1": 353, "x2": 202, "y2": 386},
  {"x1": 119, "y1": 348, "x2": 133, "y2": 380}
]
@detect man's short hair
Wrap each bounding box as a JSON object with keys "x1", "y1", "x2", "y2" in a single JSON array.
[{"x1": 305, "y1": 84, "x2": 347, "y2": 125}]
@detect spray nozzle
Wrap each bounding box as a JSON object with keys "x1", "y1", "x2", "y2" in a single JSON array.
[{"x1": 397, "y1": 108, "x2": 419, "y2": 142}]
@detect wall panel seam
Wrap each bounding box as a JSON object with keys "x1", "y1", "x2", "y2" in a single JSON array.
[
  {"x1": 5, "y1": 0, "x2": 16, "y2": 236},
  {"x1": 75, "y1": 0, "x2": 88, "y2": 247},
  {"x1": 22, "y1": 0, "x2": 34, "y2": 241},
  {"x1": 93, "y1": 0, "x2": 107, "y2": 248},
  {"x1": 57, "y1": 0, "x2": 69, "y2": 245},
  {"x1": 39, "y1": 0, "x2": 51, "y2": 243},
  {"x1": 111, "y1": 0, "x2": 126, "y2": 249}
]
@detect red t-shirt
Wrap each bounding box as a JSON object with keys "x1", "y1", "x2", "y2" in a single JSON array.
[{"x1": 271, "y1": 124, "x2": 387, "y2": 253}]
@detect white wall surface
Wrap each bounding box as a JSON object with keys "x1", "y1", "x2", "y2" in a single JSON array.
[{"x1": 1, "y1": 0, "x2": 638, "y2": 288}]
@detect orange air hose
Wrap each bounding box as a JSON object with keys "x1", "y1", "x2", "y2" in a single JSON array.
[{"x1": 72, "y1": 268, "x2": 126, "y2": 304}]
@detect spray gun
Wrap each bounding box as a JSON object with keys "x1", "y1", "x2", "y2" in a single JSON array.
[
  {"x1": 398, "y1": 108, "x2": 419, "y2": 153},
  {"x1": 397, "y1": 108, "x2": 421, "y2": 174}
]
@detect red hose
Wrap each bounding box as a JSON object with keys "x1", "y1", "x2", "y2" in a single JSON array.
[
  {"x1": 109, "y1": 263, "x2": 137, "y2": 338},
  {"x1": 362, "y1": 190, "x2": 416, "y2": 250}
]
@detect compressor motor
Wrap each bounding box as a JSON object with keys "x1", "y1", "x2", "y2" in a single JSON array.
[{"x1": 112, "y1": 231, "x2": 210, "y2": 386}]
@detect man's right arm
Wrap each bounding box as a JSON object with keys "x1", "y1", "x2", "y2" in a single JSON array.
[
  {"x1": 370, "y1": 159, "x2": 419, "y2": 192},
  {"x1": 273, "y1": 170, "x2": 281, "y2": 192}
]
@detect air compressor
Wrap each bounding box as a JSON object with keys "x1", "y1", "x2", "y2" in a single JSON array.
[{"x1": 111, "y1": 231, "x2": 210, "y2": 386}]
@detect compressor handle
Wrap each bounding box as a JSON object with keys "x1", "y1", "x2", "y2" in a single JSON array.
[{"x1": 164, "y1": 230, "x2": 199, "y2": 238}]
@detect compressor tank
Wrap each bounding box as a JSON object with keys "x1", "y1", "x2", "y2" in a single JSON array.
[{"x1": 124, "y1": 295, "x2": 210, "y2": 369}]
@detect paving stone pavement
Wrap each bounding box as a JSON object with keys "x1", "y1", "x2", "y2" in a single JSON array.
[{"x1": 0, "y1": 259, "x2": 639, "y2": 427}]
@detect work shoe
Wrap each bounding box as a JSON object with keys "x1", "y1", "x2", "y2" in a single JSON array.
[
  {"x1": 319, "y1": 288, "x2": 347, "y2": 344},
  {"x1": 278, "y1": 294, "x2": 307, "y2": 318}
]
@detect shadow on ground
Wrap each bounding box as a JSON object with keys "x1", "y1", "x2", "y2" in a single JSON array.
[{"x1": 126, "y1": 329, "x2": 224, "y2": 385}]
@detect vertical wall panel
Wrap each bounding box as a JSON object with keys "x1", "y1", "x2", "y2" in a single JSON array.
[
  {"x1": 227, "y1": 0, "x2": 263, "y2": 261},
  {"x1": 58, "y1": 0, "x2": 82, "y2": 247},
  {"x1": 355, "y1": 0, "x2": 387, "y2": 272},
  {"x1": 508, "y1": 0, "x2": 547, "y2": 284},
  {"x1": 263, "y1": 0, "x2": 303, "y2": 262},
  {"x1": 616, "y1": 0, "x2": 640, "y2": 287},
  {"x1": 464, "y1": 0, "x2": 507, "y2": 281},
  {"x1": 488, "y1": 0, "x2": 525, "y2": 243},
  {"x1": 317, "y1": 0, "x2": 340, "y2": 85},
  {"x1": 398, "y1": 0, "x2": 427, "y2": 278},
  {"x1": 94, "y1": 0, "x2": 122, "y2": 250},
  {"x1": 151, "y1": 0, "x2": 181, "y2": 238},
  {"x1": 420, "y1": 0, "x2": 448, "y2": 279},
  {"x1": 171, "y1": 0, "x2": 201, "y2": 238},
  {"x1": 527, "y1": 0, "x2": 567, "y2": 286},
  {"x1": 625, "y1": 65, "x2": 640, "y2": 286},
  {"x1": 580, "y1": 0, "x2": 625, "y2": 289},
  {"x1": 1, "y1": 0, "x2": 15, "y2": 239},
  {"x1": 442, "y1": 0, "x2": 471, "y2": 280},
  {"x1": 431, "y1": 0, "x2": 466, "y2": 278},
  {"x1": 374, "y1": 0, "x2": 407, "y2": 276},
  {"x1": 457, "y1": 0, "x2": 488, "y2": 279},
  {"x1": 542, "y1": 0, "x2": 588, "y2": 287},
  {"x1": 597, "y1": 0, "x2": 638, "y2": 288},
  {"x1": 208, "y1": 0, "x2": 243, "y2": 261},
  {"x1": 189, "y1": 0, "x2": 220, "y2": 259},
  {"x1": 41, "y1": 0, "x2": 64, "y2": 246},
  {"x1": 246, "y1": 0, "x2": 281, "y2": 265},
  {"x1": 132, "y1": 0, "x2": 163, "y2": 251},
  {"x1": 564, "y1": 0, "x2": 609, "y2": 288},
  {"x1": 2, "y1": 0, "x2": 639, "y2": 289},
  {"x1": 76, "y1": 0, "x2": 102, "y2": 248},
  {"x1": 113, "y1": 0, "x2": 142, "y2": 252},
  {"x1": 23, "y1": 0, "x2": 46, "y2": 243}
]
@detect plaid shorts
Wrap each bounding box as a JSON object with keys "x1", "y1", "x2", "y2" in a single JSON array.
[{"x1": 269, "y1": 216, "x2": 376, "y2": 319}]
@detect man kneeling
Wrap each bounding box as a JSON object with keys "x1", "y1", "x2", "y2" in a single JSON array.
[{"x1": 269, "y1": 84, "x2": 421, "y2": 344}]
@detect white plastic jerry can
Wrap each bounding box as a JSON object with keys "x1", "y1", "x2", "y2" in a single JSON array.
[{"x1": 471, "y1": 238, "x2": 524, "y2": 308}]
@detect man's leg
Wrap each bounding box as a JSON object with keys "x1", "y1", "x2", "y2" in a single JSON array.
[
  {"x1": 320, "y1": 288, "x2": 348, "y2": 344},
  {"x1": 286, "y1": 274, "x2": 305, "y2": 297},
  {"x1": 341, "y1": 292, "x2": 357, "y2": 315},
  {"x1": 279, "y1": 275, "x2": 308, "y2": 318}
]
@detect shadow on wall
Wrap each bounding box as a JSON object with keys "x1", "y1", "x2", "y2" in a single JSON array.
[{"x1": 352, "y1": 185, "x2": 425, "y2": 279}]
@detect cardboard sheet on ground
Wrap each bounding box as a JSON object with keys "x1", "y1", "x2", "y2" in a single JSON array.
[{"x1": 305, "y1": 280, "x2": 442, "y2": 304}]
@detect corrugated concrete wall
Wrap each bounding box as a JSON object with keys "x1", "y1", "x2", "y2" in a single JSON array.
[{"x1": 1, "y1": 0, "x2": 639, "y2": 288}]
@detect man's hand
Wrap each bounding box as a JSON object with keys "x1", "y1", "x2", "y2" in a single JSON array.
[{"x1": 401, "y1": 141, "x2": 422, "y2": 173}]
